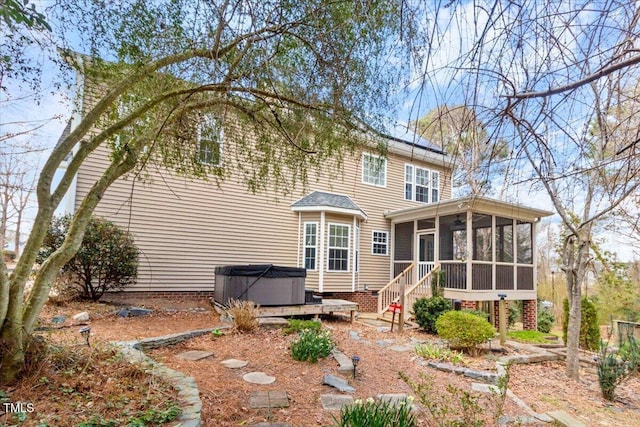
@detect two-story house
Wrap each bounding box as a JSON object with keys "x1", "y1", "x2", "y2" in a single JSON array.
[{"x1": 60, "y1": 67, "x2": 552, "y2": 330}]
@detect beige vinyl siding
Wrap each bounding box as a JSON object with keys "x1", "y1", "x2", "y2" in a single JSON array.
[{"x1": 75, "y1": 123, "x2": 451, "y2": 293}]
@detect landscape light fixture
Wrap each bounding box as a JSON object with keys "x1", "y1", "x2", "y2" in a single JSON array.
[
  {"x1": 79, "y1": 326, "x2": 91, "y2": 347},
  {"x1": 351, "y1": 355, "x2": 360, "y2": 379}
]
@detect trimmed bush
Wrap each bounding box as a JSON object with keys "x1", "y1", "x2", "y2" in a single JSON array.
[
  {"x1": 537, "y1": 308, "x2": 554, "y2": 333},
  {"x1": 413, "y1": 296, "x2": 451, "y2": 334},
  {"x1": 436, "y1": 310, "x2": 496, "y2": 355},
  {"x1": 38, "y1": 215, "x2": 138, "y2": 301},
  {"x1": 562, "y1": 297, "x2": 600, "y2": 350}
]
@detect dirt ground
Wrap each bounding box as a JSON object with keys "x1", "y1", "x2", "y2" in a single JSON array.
[{"x1": 39, "y1": 299, "x2": 640, "y2": 426}]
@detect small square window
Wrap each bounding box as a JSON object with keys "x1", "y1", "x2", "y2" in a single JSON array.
[
  {"x1": 372, "y1": 231, "x2": 389, "y2": 255},
  {"x1": 362, "y1": 153, "x2": 386, "y2": 187},
  {"x1": 198, "y1": 114, "x2": 223, "y2": 165}
]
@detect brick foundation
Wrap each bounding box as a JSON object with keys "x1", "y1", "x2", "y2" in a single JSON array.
[
  {"x1": 522, "y1": 299, "x2": 537, "y2": 330},
  {"x1": 101, "y1": 291, "x2": 215, "y2": 304},
  {"x1": 323, "y1": 291, "x2": 378, "y2": 312},
  {"x1": 460, "y1": 300, "x2": 477, "y2": 310}
]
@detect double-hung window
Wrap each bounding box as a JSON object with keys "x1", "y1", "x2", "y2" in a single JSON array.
[
  {"x1": 362, "y1": 153, "x2": 386, "y2": 187},
  {"x1": 405, "y1": 164, "x2": 440, "y2": 203},
  {"x1": 327, "y1": 224, "x2": 350, "y2": 271},
  {"x1": 303, "y1": 222, "x2": 318, "y2": 270},
  {"x1": 197, "y1": 114, "x2": 223, "y2": 166},
  {"x1": 372, "y1": 231, "x2": 389, "y2": 255}
]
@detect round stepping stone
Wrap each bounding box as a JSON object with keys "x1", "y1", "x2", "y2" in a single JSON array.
[
  {"x1": 243, "y1": 372, "x2": 276, "y2": 385},
  {"x1": 221, "y1": 358, "x2": 248, "y2": 369}
]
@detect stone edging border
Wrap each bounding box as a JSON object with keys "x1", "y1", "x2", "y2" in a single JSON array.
[{"x1": 112, "y1": 327, "x2": 229, "y2": 427}]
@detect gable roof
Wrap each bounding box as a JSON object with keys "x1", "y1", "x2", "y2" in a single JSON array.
[{"x1": 291, "y1": 191, "x2": 367, "y2": 220}]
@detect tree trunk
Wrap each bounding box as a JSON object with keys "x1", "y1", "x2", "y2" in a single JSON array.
[{"x1": 564, "y1": 236, "x2": 581, "y2": 379}]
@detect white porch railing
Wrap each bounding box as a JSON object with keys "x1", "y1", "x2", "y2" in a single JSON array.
[
  {"x1": 377, "y1": 263, "x2": 414, "y2": 316},
  {"x1": 377, "y1": 262, "x2": 441, "y2": 321},
  {"x1": 403, "y1": 263, "x2": 440, "y2": 321}
]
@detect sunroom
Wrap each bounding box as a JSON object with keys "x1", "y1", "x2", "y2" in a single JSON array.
[{"x1": 379, "y1": 196, "x2": 553, "y2": 327}]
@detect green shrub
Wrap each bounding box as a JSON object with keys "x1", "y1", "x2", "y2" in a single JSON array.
[
  {"x1": 562, "y1": 297, "x2": 600, "y2": 350},
  {"x1": 283, "y1": 319, "x2": 322, "y2": 335},
  {"x1": 37, "y1": 215, "x2": 138, "y2": 301},
  {"x1": 508, "y1": 304, "x2": 520, "y2": 327},
  {"x1": 413, "y1": 296, "x2": 451, "y2": 334},
  {"x1": 332, "y1": 397, "x2": 416, "y2": 427},
  {"x1": 537, "y1": 308, "x2": 555, "y2": 333},
  {"x1": 596, "y1": 336, "x2": 639, "y2": 401},
  {"x1": 463, "y1": 309, "x2": 490, "y2": 321},
  {"x1": 436, "y1": 311, "x2": 496, "y2": 355},
  {"x1": 290, "y1": 329, "x2": 333, "y2": 362}
]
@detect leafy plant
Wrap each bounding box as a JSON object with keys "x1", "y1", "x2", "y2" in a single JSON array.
[
  {"x1": 537, "y1": 307, "x2": 555, "y2": 333},
  {"x1": 415, "y1": 343, "x2": 466, "y2": 364},
  {"x1": 331, "y1": 396, "x2": 416, "y2": 427},
  {"x1": 37, "y1": 215, "x2": 138, "y2": 301},
  {"x1": 562, "y1": 297, "x2": 600, "y2": 350},
  {"x1": 595, "y1": 321, "x2": 640, "y2": 401},
  {"x1": 413, "y1": 296, "x2": 451, "y2": 334},
  {"x1": 211, "y1": 328, "x2": 224, "y2": 339},
  {"x1": 463, "y1": 309, "x2": 490, "y2": 321},
  {"x1": 227, "y1": 299, "x2": 259, "y2": 333},
  {"x1": 290, "y1": 329, "x2": 333, "y2": 362},
  {"x1": 401, "y1": 372, "x2": 484, "y2": 427},
  {"x1": 283, "y1": 319, "x2": 322, "y2": 335},
  {"x1": 508, "y1": 304, "x2": 520, "y2": 327},
  {"x1": 436, "y1": 311, "x2": 496, "y2": 355}
]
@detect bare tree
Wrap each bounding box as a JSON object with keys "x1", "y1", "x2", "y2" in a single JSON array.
[{"x1": 412, "y1": 1, "x2": 640, "y2": 380}]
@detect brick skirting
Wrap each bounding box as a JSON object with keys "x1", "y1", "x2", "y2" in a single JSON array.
[{"x1": 322, "y1": 291, "x2": 378, "y2": 312}]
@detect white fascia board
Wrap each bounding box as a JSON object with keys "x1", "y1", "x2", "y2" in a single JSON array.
[{"x1": 291, "y1": 205, "x2": 368, "y2": 221}]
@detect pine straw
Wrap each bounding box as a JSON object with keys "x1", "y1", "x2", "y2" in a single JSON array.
[{"x1": 2, "y1": 336, "x2": 181, "y2": 426}]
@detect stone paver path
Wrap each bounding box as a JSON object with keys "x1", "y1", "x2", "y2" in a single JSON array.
[
  {"x1": 323, "y1": 374, "x2": 355, "y2": 393},
  {"x1": 249, "y1": 390, "x2": 290, "y2": 409},
  {"x1": 221, "y1": 358, "x2": 248, "y2": 369},
  {"x1": 243, "y1": 372, "x2": 276, "y2": 385},
  {"x1": 175, "y1": 350, "x2": 214, "y2": 361},
  {"x1": 321, "y1": 394, "x2": 354, "y2": 410}
]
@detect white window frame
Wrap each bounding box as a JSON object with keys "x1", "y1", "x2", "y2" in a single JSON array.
[
  {"x1": 327, "y1": 223, "x2": 350, "y2": 272},
  {"x1": 303, "y1": 222, "x2": 318, "y2": 271},
  {"x1": 404, "y1": 164, "x2": 440, "y2": 203},
  {"x1": 371, "y1": 230, "x2": 389, "y2": 256},
  {"x1": 197, "y1": 114, "x2": 224, "y2": 166},
  {"x1": 361, "y1": 153, "x2": 387, "y2": 187}
]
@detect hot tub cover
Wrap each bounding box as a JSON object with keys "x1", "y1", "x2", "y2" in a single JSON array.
[{"x1": 215, "y1": 264, "x2": 306, "y2": 278}]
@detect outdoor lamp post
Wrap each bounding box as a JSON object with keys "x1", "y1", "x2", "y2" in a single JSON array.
[
  {"x1": 351, "y1": 355, "x2": 360, "y2": 379},
  {"x1": 498, "y1": 294, "x2": 507, "y2": 346},
  {"x1": 79, "y1": 326, "x2": 91, "y2": 347}
]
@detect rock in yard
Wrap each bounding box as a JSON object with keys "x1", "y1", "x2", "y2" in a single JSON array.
[
  {"x1": 128, "y1": 307, "x2": 153, "y2": 317},
  {"x1": 72, "y1": 312, "x2": 90, "y2": 322},
  {"x1": 323, "y1": 374, "x2": 355, "y2": 393},
  {"x1": 221, "y1": 359, "x2": 248, "y2": 369},
  {"x1": 51, "y1": 315, "x2": 66, "y2": 324}
]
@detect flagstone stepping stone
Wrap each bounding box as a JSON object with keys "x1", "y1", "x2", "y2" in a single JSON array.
[
  {"x1": 389, "y1": 344, "x2": 415, "y2": 352},
  {"x1": 323, "y1": 374, "x2": 355, "y2": 393},
  {"x1": 377, "y1": 393, "x2": 410, "y2": 405},
  {"x1": 243, "y1": 372, "x2": 276, "y2": 385},
  {"x1": 176, "y1": 350, "x2": 214, "y2": 361},
  {"x1": 546, "y1": 410, "x2": 587, "y2": 427},
  {"x1": 321, "y1": 394, "x2": 354, "y2": 410},
  {"x1": 221, "y1": 358, "x2": 248, "y2": 369},
  {"x1": 249, "y1": 390, "x2": 289, "y2": 409},
  {"x1": 331, "y1": 349, "x2": 354, "y2": 372}
]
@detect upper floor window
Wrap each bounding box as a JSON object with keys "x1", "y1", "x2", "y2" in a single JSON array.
[
  {"x1": 405, "y1": 164, "x2": 440, "y2": 203},
  {"x1": 198, "y1": 114, "x2": 223, "y2": 166},
  {"x1": 362, "y1": 153, "x2": 386, "y2": 187}
]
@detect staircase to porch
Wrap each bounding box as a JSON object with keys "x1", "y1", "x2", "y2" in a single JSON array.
[{"x1": 377, "y1": 262, "x2": 441, "y2": 323}]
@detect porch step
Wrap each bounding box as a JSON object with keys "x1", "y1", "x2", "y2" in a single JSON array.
[{"x1": 376, "y1": 311, "x2": 419, "y2": 329}]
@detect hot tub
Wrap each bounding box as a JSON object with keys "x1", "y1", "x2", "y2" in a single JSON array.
[{"x1": 214, "y1": 264, "x2": 306, "y2": 306}]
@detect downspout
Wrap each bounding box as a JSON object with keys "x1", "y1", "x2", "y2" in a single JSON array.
[
  {"x1": 296, "y1": 212, "x2": 301, "y2": 268},
  {"x1": 351, "y1": 216, "x2": 357, "y2": 292},
  {"x1": 466, "y1": 210, "x2": 472, "y2": 291}
]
